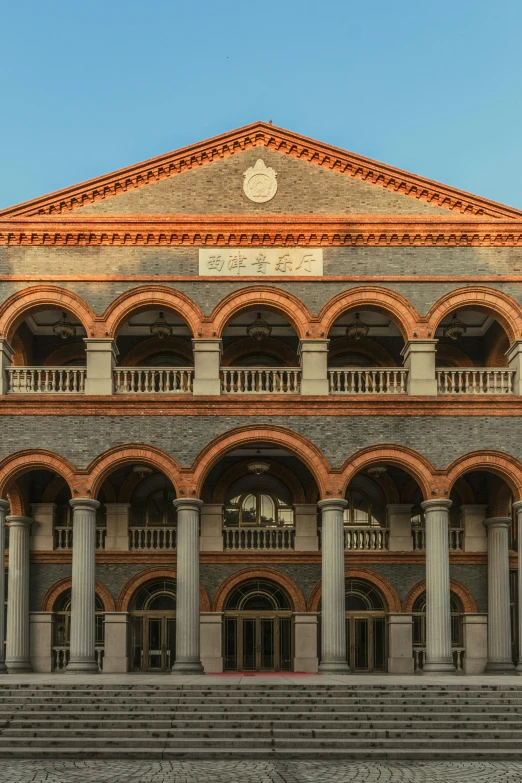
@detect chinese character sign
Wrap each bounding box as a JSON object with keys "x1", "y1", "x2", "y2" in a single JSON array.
[{"x1": 199, "y1": 248, "x2": 323, "y2": 276}]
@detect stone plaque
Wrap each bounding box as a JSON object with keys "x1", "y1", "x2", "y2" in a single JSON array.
[
  {"x1": 243, "y1": 159, "x2": 278, "y2": 203},
  {"x1": 199, "y1": 248, "x2": 323, "y2": 277}
]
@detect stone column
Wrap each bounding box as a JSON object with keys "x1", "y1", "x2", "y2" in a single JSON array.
[
  {"x1": 30, "y1": 503, "x2": 56, "y2": 551},
  {"x1": 0, "y1": 499, "x2": 9, "y2": 673},
  {"x1": 84, "y1": 338, "x2": 118, "y2": 395},
  {"x1": 103, "y1": 612, "x2": 130, "y2": 673},
  {"x1": 421, "y1": 499, "x2": 455, "y2": 673},
  {"x1": 104, "y1": 503, "x2": 130, "y2": 551},
  {"x1": 318, "y1": 499, "x2": 349, "y2": 673},
  {"x1": 172, "y1": 498, "x2": 204, "y2": 673},
  {"x1": 294, "y1": 504, "x2": 319, "y2": 551},
  {"x1": 0, "y1": 340, "x2": 14, "y2": 395},
  {"x1": 401, "y1": 340, "x2": 438, "y2": 395},
  {"x1": 515, "y1": 502, "x2": 522, "y2": 674},
  {"x1": 192, "y1": 339, "x2": 221, "y2": 395},
  {"x1": 387, "y1": 504, "x2": 413, "y2": 551},
  {"x1": 65, "y1": 499, "x2": 100, "y2": 673},
  {"x1": 507, "y1": 341, "x2": 522, "y2": 395},
  {"x1": 200, "y1": 504, "x2": 224, "y2": 552},
  {"x1": 5, "y1": 516, "x2": 32, "y2": 672},
  {"x1": 461, "y1": 504, "x2": 488, "y2": 552},
  {"x1": 484, "y1": 516, "x2": 515, "y2": 672},
  {"x1": 299, "y1": 339, "x2": 329, "y2": 395}
]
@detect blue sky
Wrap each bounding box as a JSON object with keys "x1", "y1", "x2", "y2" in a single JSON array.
[{"x1": 1, "y1": 0, "x2": 521, "y2": 210}]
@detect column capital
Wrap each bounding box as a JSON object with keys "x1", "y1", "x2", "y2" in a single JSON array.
[
  {"x1": 174, "y1": 498, "x2": 204, "y2": 512},
  {"x1": 83, "y1": 337, "x2": 119, "y2": 356},
  {"x1": 318, "y1": 498, "x2": 348, "y2": 512},
  {"x1": 386, "y1": 503, "x2": 413, "y2": 514},
  {"x1": 484, "y1": 516, "x2": 511, "y2": 530},
  {"x1": 6, "y1": 516, "x2": 32, "y2": 529},
  {"x1": 0, "y1": 499, "x2": 10, "y2": 515},
  {"x1": 421, "y1": 499, "x2": 452, "y2": 513},
  {"x1": 298, "y1": 338, "x2": 330, "y2": 353},
  {"x1": 69, "y1": 498, "x2": 100, "y2": 512},
  {"x1": 191, "y1": 338, "x2": 222, "y2": 352},
  {"x1": 512, "y1": 501, "x2": 522, "y2": 513}
]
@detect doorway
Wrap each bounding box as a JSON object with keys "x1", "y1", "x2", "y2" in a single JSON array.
[
  {"x1": 130, "y1": 578, "x2": 177, "y2": 672},
  {"x1": 346, "y1": 613, "x2": 386, "y2": 672}
]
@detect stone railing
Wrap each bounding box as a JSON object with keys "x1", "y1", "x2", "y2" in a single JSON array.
[
  {"x1": 128, "y1": 526, "x2": 177, "y2": 550},
  {"x1": 54, "y1": 527, "x2": 107, "y2": 550},
  {"x1": 328, "y1": 369, "x2": 408, "y2": 394},
  {"x1": 7, "y1": 367, "x2": 86, "y2": 393},
  {"x1": 344, "y1": 527, "x2": 389, "y2": 550},
  {"x1": 413, "y1": 647, "x2": 464, "y2": 673},
  {"x1": 114, "y1": 368, "x2": 193, "y2": 394},
  {"x1": 412, "y1": 528, "x2": 464, "y2": 552},
  {"x1": 436, "y1": 368, "x2": 515, "y2": 395},
  {"x1": 223, "y1": 526, "x2": 295, "y2": 550},
  {"x1": 53, "y1": 646, "x2": 104, "y2": 671},
  {"x1": 221, "y1": 368, "x2": 301, "y2": 394}
]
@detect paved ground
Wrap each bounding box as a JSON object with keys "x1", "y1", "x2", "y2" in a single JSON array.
[{"x1": 2, "y1": 761, "x2": 522, "y2": 782}]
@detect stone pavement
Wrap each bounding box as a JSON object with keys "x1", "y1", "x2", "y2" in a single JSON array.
[{"x1": 2, "y1": 760, "x2": 522, "y2": 782}]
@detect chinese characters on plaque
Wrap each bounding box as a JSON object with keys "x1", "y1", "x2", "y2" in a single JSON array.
[{"x1": 199, "y1": 248, "x2": 323, "y2": 277}]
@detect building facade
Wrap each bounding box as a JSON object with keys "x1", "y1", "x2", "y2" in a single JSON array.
[{"x1": 0, "y1": 121, "x2": 521, "y2": 676}]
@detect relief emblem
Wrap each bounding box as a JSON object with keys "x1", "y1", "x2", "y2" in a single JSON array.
[{"x1": 243, "y1": 159, "x2": 278, "y2": 203}]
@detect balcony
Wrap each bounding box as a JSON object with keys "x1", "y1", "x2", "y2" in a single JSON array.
[
  {"x1": 128, "y1": 526, "x2": 177, "y2": 550},
  {"x1": 344, "y1": 527, "x2": 389, "y2": 550},
  {"x1": 7, "y1": 367, "x2": 86, "y2": 393},
  {"x1": 221, "y1": 368, "x2": 301, "y2": 394},
  {"x1": 223, "y1": 526, "x2": 296, "y2": 550},
  {"x1": 437, "y1": 369, "x2": 514, "y2": 394},
  {"x1": 54, "y1": 527, "x2": 106, "y2": 550},
  {"x1": 412, "y1": 528, "x2": 464, "y2": 551},
  {"x1": 329, "y1": 369, "x2": 408, "y2": 395},
  {"x1": 114, "y1": 368, "x2": 193, "y2": 394}
]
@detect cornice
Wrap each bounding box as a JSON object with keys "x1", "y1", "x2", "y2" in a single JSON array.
[
  {"x1": 1, "y1": 122, "x2": 520, "y2": 219},
  {"x1": 1, "y1": 214, "x2": 522, "y2": 247}
]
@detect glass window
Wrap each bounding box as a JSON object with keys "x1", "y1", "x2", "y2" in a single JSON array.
[
  {"x1": 225, "y1": 579, "x2": 292, "y2": 611},
  {"x1": 131, "y1": 488, "x2": 176, "y2": 527},
  {"x1": 131, "y1": 579, "x2": 177, "y2": 612},
  {"x1": 224, "y1": 490, "x2": 293, "y2": 528},
  {"x1": 53, "y1": 589, "x2": 105, "y2": 647},
  {"x1": 343, "y1": 490, "x2": 379, "y2": 527},
  {"x1": 412, "y1": 591, "x2": 463, "y2": 647}
]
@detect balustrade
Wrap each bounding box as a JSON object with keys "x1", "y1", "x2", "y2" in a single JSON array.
[
  {"x1": 53, "y1": 646, "x2": 104, "y2": 671},
  {"x1": 344, "y1": 527, "x2": 389, "y2": 550},
  {"x1": 221, "y1": 368, "x2": 301, "y2": 394},
  {"x1": 328, "y1": 369, "x2": 408, "y2": 394},
  {"x1": 7, "y1": 367, "x2": 86, "y2": 393},
  {"x1": 412, "y1": 528, "x2": 464, "y2": 551},
  {"x1": 54, "y1": 527, "x2": 107, "y2": 550},
  {"x1": 413, "y1": 647, "x2": 464, "y2": 673},
  {"x1": 436, "y1": 369, "x2": 514, "y2": 394},
  {"x1": 223, "y1": 526, "x2": 295, "y2": 550},
  {"x1": 128, "y1": 526, "x2": 177, "y2": 550},
  {"x1": 114, "y1": 368, "x2": 193, "y2": 394}
]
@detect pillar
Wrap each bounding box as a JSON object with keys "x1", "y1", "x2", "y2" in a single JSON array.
[
  {"x1": 30, "y1": 503, "x2": 56, "y2": 551},
  {"x1": 299, "y1": 339, "x2": 329, "y2": 395},
  {"x1": 192, "y1": 339, "x2": 221, "y2": 395},
  {"x1": 461, "y1": 504, "x2": 487, "y2": 552},
  {"x1": 103, "y1": 612, "x2": 130, "y2": 673},
  {"x1": 387, "y1": 613, "x2": 414, "y2": 674},
  {"x1": 401, "y1": 340, "x2": 438, "y2": 395},
  {"x1": 5, "y1": 516, "x2": 32, "y2": 672},
  {"x1": 463, "y1": 614, "x2": 488, "y2": 675},
  {"x1": 387, "y1": 504, "x2": 413, "y2": 551},
  {"x1": 484, "y1": 516, "x2": 515, "y2": 672},
  {"x1": 515, "y1": 502, "x2": 522, "y2": 674},
  {"x1": 65, "y1": 499, "x2": 100, "y2": 673},
  {"x1": 0, "y1": 340, "x2": 14, "y2": 395},
  {"x1": 421, "y1": 499, "x2": 455, "y2": 673},
  {"x1": 507, "y1": 341, "x2": 522, "y2": 395},
  {"x1": 172, "y1": 498, "x2": 204, "y2": 673},
  {"x1": 294, "y1": 504, "x2": 319, "y2": 551},
  {"x1": 0, "y1": 499, "x2": 9, "y2": 673},
  {"x1": 84, "y1": 338, "x2": 118, "y2": 395},
  {"x1": 294, "y1": 612, "x2": 319, "y2": 672},
  {"x1": 200, "y1": 612, "x2": 223, "y2": 673},
  {"x1": 200, "y1": 504, "x2": 224, "y2": 551},
  {"x1": 104, "y1": 503, "x2": 130, "y2": 551},
  {"x1": 30, "y1": 612, "x2": 53, "y2": 673},
  {"x1": 318, "y1": 498, "x2": 349, "y2": 673}
]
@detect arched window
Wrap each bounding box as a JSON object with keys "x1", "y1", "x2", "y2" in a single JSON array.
[
  {"x1": 138, "y1": 353, "x2": 190, "y2": 367},
  {"x1": 329, "y1": 354, "x2": 376, "y2": 368},
  {"x1": 412, "y1": 591, "x2": 463, "y2": 648},
  {"x1": 53, "y1": 589, "x2": 105, "y2": 647},
  {"x1": 225, "y1": 580, "x2": 292, "y2": 611},
  {"x1": 56, "y1": 504, "x2": 106, "y2": 528},
  {"x1": 224, "y1": 490, "x2": 294, "y2": 527},
  {"x1": 131, "y1": 487, "x2": 177, "y2": 527},
  {"x1": 131, "y1": 578, "x2": 177, "y2": 612},
  {"x1": 234, "y1": 354, "x2": 284, "y2": 367},
  {"x1": 343, "y1": 490, "x2": 380, "y2": 527},
  {"x1": 345, "y1": 579, "x2": 385, "y2": 612}
]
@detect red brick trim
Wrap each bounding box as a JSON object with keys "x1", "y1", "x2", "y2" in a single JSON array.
[
  {"x1": 102, "y1": 285, "x2": 204, "y2": 339},
  {"x1": 211, "y1": 460, "x2": 307, "y2": 505},
  {"x1": 402, "y1": 578, "x2": 477, "y2": 614},
  {"x1": 41, "y1": 576, "x2": 116, "y2": 612},
  {"x1": 43, "y1": 343, "x2": 86, "y2": 367},
  {"x1": 308, "y1": 568, "x2": 401, "y2": 613},
  {"x1": 328, "y1": 337, "x2": 396, "y2": 367},
  {"x1": 87, "y1": 444, "x2": 182, "y2": 499},
  {"x1": 121, "y1": 336, "x2": 193, "y2": 367},
  {"x1": 0, "y1": 450, "x2": 77, "y2": 497},
  {"x1": 10, "y1": 333, "x2": 29, "y2": 366},
  {"x1": 425, "y1": 287, "x2": 522, "y2": 345},
  {"x1": 338, "y1": 445, "x2": 436, "y2": 500},
  {"x1": 0, "y1": 285, "x2": 96, "y2": 343},
  {"x1": 210, "y1": 286, "x2": 312, "y2": 340},
  {"x1": 116, "y1": 566, "x2": 210, "y2": 612},
  {"x1": 445, "y1": 450, "x2": 522, "y2": 499},
  {"x1": 212, "y1": 566, "x2": 306, "y2": 612},
  {"x1": 486, "y1": 331, "x2": 510, "y2": 368},
  {"x1": 318, "y1": 287, "x2": 419, "y2": 342},
  {"x1": 435, "y1": 344, "x2": 475, "y2": 368},
  {"x1": 221, "y1": 337, "x2": 299, "y2": 367},
  {"x1": 7, "y1": 484, "x2": 25, "y2": 516}
]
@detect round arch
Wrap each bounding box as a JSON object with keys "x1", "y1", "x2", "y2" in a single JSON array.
[
  {"x1": 221, "y1": 337, "x2": 299, "y2": 367},
  {"x1": 103, "y1": 285, "x2": 204, "y2": 339},
  {"x1": 210, "y1": 286, "x2": 312, "y2": 340},
  {"x1": 41, "y1": 577, "x2": 116, "y2": 612},
  {"x1": 87, "y1": 445, "x2": 182, "y2": 499},
  {"x1": 211, "y1": 460, "x2": 307, "y2": 505},
  {"x1": 435, "y1": 343, "x2": 475, "y2": 368},
  {"x1": 338, "y1": 445, "x2": 436, "y2": 500},
  {"x1": 402, "y1": 578, "x2": 477, "y2": 614},
  {"x1": 328, "y1": 337, "x2": 397, "y2": 367},
  {"x1": 308, "y1": 568, "x2": 401, "y2": 613},
  {"x1": 192, "y1": 425, "x2": 331, "y2": 498},
  {"x1": 445, "y1": 451, "x2": 522, "y2": 500},
  {"x1": 425, "y1": 286, "x2": 522, "y2": 345},
  {"x1": 116, "y1": 567, "x2": 210, "y2": 612},
  {"x1": 121, "y1": 336, "x2": 194, "y2": 367},
  {"x1": 0, "y1": 450, "x2": 78, "y2": 497},
  {"x1": 213, "y1": 567, "x2": 306, "y2": 612},
  {"x1": 317, "y1": 287, "x2": 420, "y2": 342},
  {"x1": 0, "y1": 286, "x2": 96, "y2": 342}
]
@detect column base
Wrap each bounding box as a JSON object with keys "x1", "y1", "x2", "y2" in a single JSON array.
[
  {"x1": 0, "y1": 662, "x2": 7, "y2": 673},
  {"x1": 516, "y1": 661, "x2": 522, "y2": 674},
  {"x1": 485, "y1": 660, "x2": 516, "y2": 673},
  {"x1": 318, "y1": 661, "x2": 351, "y2": 674},
  {"x1": 422, "y1": 661, "x2": 456, "y2": 674},
  {"x1": 65, "y1": 660, "x2": 100, "y2": 674},
  {"x1": 171, "y1": 661, "x2": 205, "y2": 674},
  {"x1": 6, "y1": 660, "x2": 33, "y2": 673}
]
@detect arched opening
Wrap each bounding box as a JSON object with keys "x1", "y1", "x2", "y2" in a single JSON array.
[
  {"x1": 412, "y1": 590, "x2": 464, "y2": 672},
  {"x1": 52, "y1": 588, "x2": 105, "y2": 671},
  {"x1": 223, "y1": 578, "x2": 293, "y2": 672},
  {"x1": 129, "y1": 578, "x2": 177, "y2": 672}
]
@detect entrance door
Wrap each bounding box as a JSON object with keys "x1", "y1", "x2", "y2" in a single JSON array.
[
  {"x1": 224, "y1": 614, "x2": 292, "y2": 672},
  {"x1": 346, "y1": 614, "x2": 386, "y2": 672},
  {"x1": 132, "y1": 614, "x2": 176, "y2": 672}
]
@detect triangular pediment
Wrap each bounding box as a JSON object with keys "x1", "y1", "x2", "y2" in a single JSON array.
[{"x1": 1, "y1": 121, "x2": 520, "y2": 219}]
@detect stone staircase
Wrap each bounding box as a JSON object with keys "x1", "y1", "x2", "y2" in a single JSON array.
[{"x1": 1, "y1": 682, "x2": 522, "y2": 759}]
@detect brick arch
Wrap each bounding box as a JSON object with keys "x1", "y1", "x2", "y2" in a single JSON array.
[
  {"x1": 308, "y1": 568, "x2": 401, "y2": 613},
  {"x1": 402, "y1": 578, "x2": 477, "y2": 614},
  {"x1": 42, "y1": 475, "x2": 68, "y2": 503},
  {"x1": 6, "y1": 484, "x2": 26, "y2": 516},
  {"x1": 87, "y1": 445, "x2": 182, "y2": 499},
  {"x1": 10, "y1": 333, "x2": 29, "y2": 366},
  {"x1": 213, "y1": 567, "x2": 306, "y2": 612},
  {"x1": 43, "y1": 343, "x2": 87, "y2": 367},
  {"x1": 425, "y1": 287, "x2": 522, "y2": 345},
  {"x1": 103, "y1": 286, "x2": 204, "y2": 338},
  {"x1": 120, "y1": 336, "x2": 194, "y2": 367},
  {"x1": 116, "y1": 567, "x2": 210, "y2": 612},
  {"x1": 317, "y1": 287, "x2": 420, "y2": 342},
  {"x1": 221, "y1": 337, "x2": 299, "y2": 367},
  {"x1": 445, "y1": 451, "x2": 522, "y2": 500},
  {"x1": 0, "y1": 450, "x2": 78, "y2": 497},
  {"x1": 338, "y1": 445, "x2": 436, "y2": 501},
  {"x1": 486, "y1": 330, "x2": 510, "y2": 368},
  {"x1": 211, "y1": 460, "x2": 307, "y2": 505},
  {"x1": 210, "y1": 286, "x2": 312, "y2": 339},
  {"x1": 41, "y1": 577, "x2": 116, "y2": 612},
  {"x1": 328, "y1": 337, "x2": 396, "y2": 367},
  {"x1": 435, "y1": 343, "x2": 474, "y2": 368},
  {"x1": 0, "y1": 286, "x2": 97, "y2": 342},
  {"x1": 192, "y1": 426, "x2": 332, "y2": 498}
]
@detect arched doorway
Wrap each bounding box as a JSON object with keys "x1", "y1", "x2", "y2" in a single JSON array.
[
  {"x1": 412, "y1": 590, "x2": 464, "y2": 671},
  {"x1": 223, "y1": 579, "x2": 293, "y2": 672},
  {"x1": 52, "y1": 588, "x2": 105, "y2": 671},
  {"x1": 345, "y1": 579, "x2": 387, "y2": 673},
  {"x1": 130, "y1": 578, "x2": 176, "y2": 672}
]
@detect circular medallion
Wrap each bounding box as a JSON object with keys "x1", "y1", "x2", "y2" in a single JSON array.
[{"x1": 243, "y1": 159, "x2": 278, "y2": 203}]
